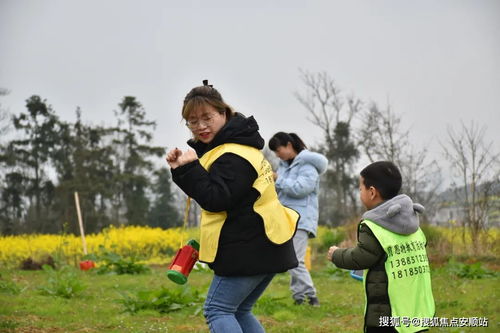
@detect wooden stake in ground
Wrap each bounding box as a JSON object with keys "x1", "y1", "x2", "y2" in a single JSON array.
[{"x1": 74, "y1": 191, "x2": 87, "y2": 255}]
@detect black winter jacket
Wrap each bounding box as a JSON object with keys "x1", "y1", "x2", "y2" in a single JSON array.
[
  {"x1": 171, "y1": 113, "x2": 298, "y2": 276},
  {"x1": 332, "y1": 224, "x2": 389, "y2": 329}
]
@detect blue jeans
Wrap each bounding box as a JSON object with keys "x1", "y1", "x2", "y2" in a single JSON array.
[{"x1": 204, "y1": 273, "x2": 275, "y2": 333}]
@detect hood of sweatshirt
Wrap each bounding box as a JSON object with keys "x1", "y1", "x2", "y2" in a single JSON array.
[
  {"x1": 362, "y1": 194, "x2": 425, "y2": 235},
  {"x1": 280, "y1": 150, "x2": 328, "y2": 174},
  {"x1": 188, "y1": 112, "x2": 264, "y2": 157}
]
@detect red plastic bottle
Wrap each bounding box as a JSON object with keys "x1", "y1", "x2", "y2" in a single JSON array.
[{"x1": 167, "y1": 239, "x2": 200, "y2": 284}]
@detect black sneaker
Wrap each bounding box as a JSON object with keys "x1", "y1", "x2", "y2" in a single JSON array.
[
  {"x1": 308, "y1": 296, "x2": 320, "y2": 307},
  {"x1": 293, "y1": 298, "x2": 304, "y2": 305}
]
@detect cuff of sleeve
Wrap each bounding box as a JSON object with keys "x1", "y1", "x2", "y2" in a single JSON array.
[
  {"x1": 332, "y1": 249, "x2": 343, "y2": 265},
  {"x1": 171, "y1": 160, "x2": 199, "y2": 176}
]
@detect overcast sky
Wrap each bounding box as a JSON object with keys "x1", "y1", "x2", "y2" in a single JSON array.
[{"x1": 1, "y1": 0, "x2": 499, "y2": 173}]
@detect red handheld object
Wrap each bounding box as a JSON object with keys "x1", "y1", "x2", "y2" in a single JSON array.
[
  {"x1": 167, "y1": 239, "x2": 199, "y2": 284},
  {"x1": 79, "y1": 260, "x2": 95, "y2": 271}
]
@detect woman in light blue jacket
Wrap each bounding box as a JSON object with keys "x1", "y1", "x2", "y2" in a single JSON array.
[{"x1": 269, "y1": 132, "x2": 328, "y2": 307}]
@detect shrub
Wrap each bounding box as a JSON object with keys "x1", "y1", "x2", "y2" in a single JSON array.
[
  {"x1": 117, "y1": 285, "x2": 204, "y2": 314},
  {"x1": 0, "y1": 275, "x2": 24, "y2": 295},
  {"x1": 84, "y1": 246, "x2": 150, "y2": 275},
  {"x1": 445, "y1": 259, "x2": 497, "y2": 279},
  {"x1": 318, "y1": 228, "x2": 346, "y2": 251},
  {"x1": 38, "y1": 265, "x2": 86, "y2": 298}
]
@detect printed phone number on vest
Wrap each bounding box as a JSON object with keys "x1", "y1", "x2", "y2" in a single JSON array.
[
  {"x1": 389, "y1": 253, "x2": 428, "y2": 269},
  {"x1": 390, "y1": 264, "x2": 431, "y2": 280}
]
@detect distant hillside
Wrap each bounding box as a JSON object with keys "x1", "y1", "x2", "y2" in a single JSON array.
[
  {"x1": 431, "y1": 180, "x2": 500, "y2": 228},
  {"x1": 435, "y1": 180, "x2": 500, "y2": 203}
]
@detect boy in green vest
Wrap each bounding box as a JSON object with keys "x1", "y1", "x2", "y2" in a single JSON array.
[{"x1": 327, "y1": 161, "x2": 435, "y2": 333}]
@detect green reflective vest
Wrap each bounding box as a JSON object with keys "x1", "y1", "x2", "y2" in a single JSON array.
[
  {"x1": 362, "y1": 220, "x2": 435, "y2": 333},
  {"x1": 198, "y1": 143, "x2": 299, "y2": 263}
]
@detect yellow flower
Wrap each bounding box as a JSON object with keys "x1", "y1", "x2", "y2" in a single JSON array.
[{"x1": 0, "y1": 226, "x2": 199, "y2": 268}]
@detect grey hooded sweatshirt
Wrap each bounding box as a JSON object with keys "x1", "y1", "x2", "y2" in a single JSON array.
[{"x1": 331, "y1": 194, "x2": 426, "y2": 329}]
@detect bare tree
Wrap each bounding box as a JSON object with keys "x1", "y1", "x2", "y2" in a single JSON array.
[
  {"x1": 401, "y1": 147, "x2": 442, "y2": 222},
  {"x1": 0, "y1": 88, "x2": 11, "y2": 140},
  {"x1": 294, "y1": 69, "x2": 361, "y2": 225},
  {"x1": 442, "y1": 121, "x2": 500, "y2": 254},
  {"x1": 358, "y1": 102, "x2": 409, "y2": 163},
  {"x1": 294, "y1": 70, "x2": 360, "y2": 143},
  {"x1": 357, "y1": 102, "x2": 442, "y2": 221}
]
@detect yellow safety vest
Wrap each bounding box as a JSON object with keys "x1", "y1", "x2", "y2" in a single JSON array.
[
  {"x1": 197, "y1": 143, "x2": 299, "y2": 263},
  {"x1": 362, "y1": 220, "x2": 435, "y2": 333}
]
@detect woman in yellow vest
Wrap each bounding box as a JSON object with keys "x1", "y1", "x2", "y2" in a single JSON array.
[{"x1": 166, "y1": 80, "x2": 299, "y2": 333}]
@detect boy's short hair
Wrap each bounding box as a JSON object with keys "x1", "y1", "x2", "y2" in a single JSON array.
[{"x1": 360, "y1": 161, "x2": 402, "y2": 200}]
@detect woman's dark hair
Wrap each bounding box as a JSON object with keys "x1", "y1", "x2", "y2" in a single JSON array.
[
  {"x1": 360, "y1": 161, "x2": 402, "y2": 200},
  {"x1": 268, "y1": 132, "x2": 307, "y2": 153},
  {"x1": 182, "y1": 80, "x2": 234, "y2": 120}
]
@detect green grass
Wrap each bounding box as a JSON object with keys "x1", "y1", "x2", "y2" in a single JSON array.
[{"x1": 0, "y1": 259, "x2": 498, "y2": 332}]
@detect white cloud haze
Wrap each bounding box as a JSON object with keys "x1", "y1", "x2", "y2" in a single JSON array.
[{"x1": 1, "y1": 0, "x2": 499, "y2": 173}]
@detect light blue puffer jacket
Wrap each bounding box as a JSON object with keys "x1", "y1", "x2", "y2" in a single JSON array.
[{"x1": 275, "y1": 150, "x2": 328, "y2": 237}]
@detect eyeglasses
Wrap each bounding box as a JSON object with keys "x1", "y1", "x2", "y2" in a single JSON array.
[{"x1": 185, "y1": 112, "x2": 218, "y2": 129}]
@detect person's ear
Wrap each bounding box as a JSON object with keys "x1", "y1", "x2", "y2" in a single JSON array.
[{"x1": 369, "y1": 186, "x2": 377, "y2": 200}]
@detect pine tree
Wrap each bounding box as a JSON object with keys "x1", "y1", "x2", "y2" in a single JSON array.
[
  {"x1": 4, "y1": 96, "x2": 59, "y2": 232},
  {"x1": 111, "y1": 96, "x2": 164, "y2": 225},
  {"x1": 148, "y1": 168, "x2": 181, "y2": 228}
]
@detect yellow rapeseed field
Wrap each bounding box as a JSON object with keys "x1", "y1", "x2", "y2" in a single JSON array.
[
  {"x1": 0, "y1": 226, "x2": 200, "y2": 268},
  {"x1": 1, "y1": 224, "x2": 497, "y2": 269}
]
